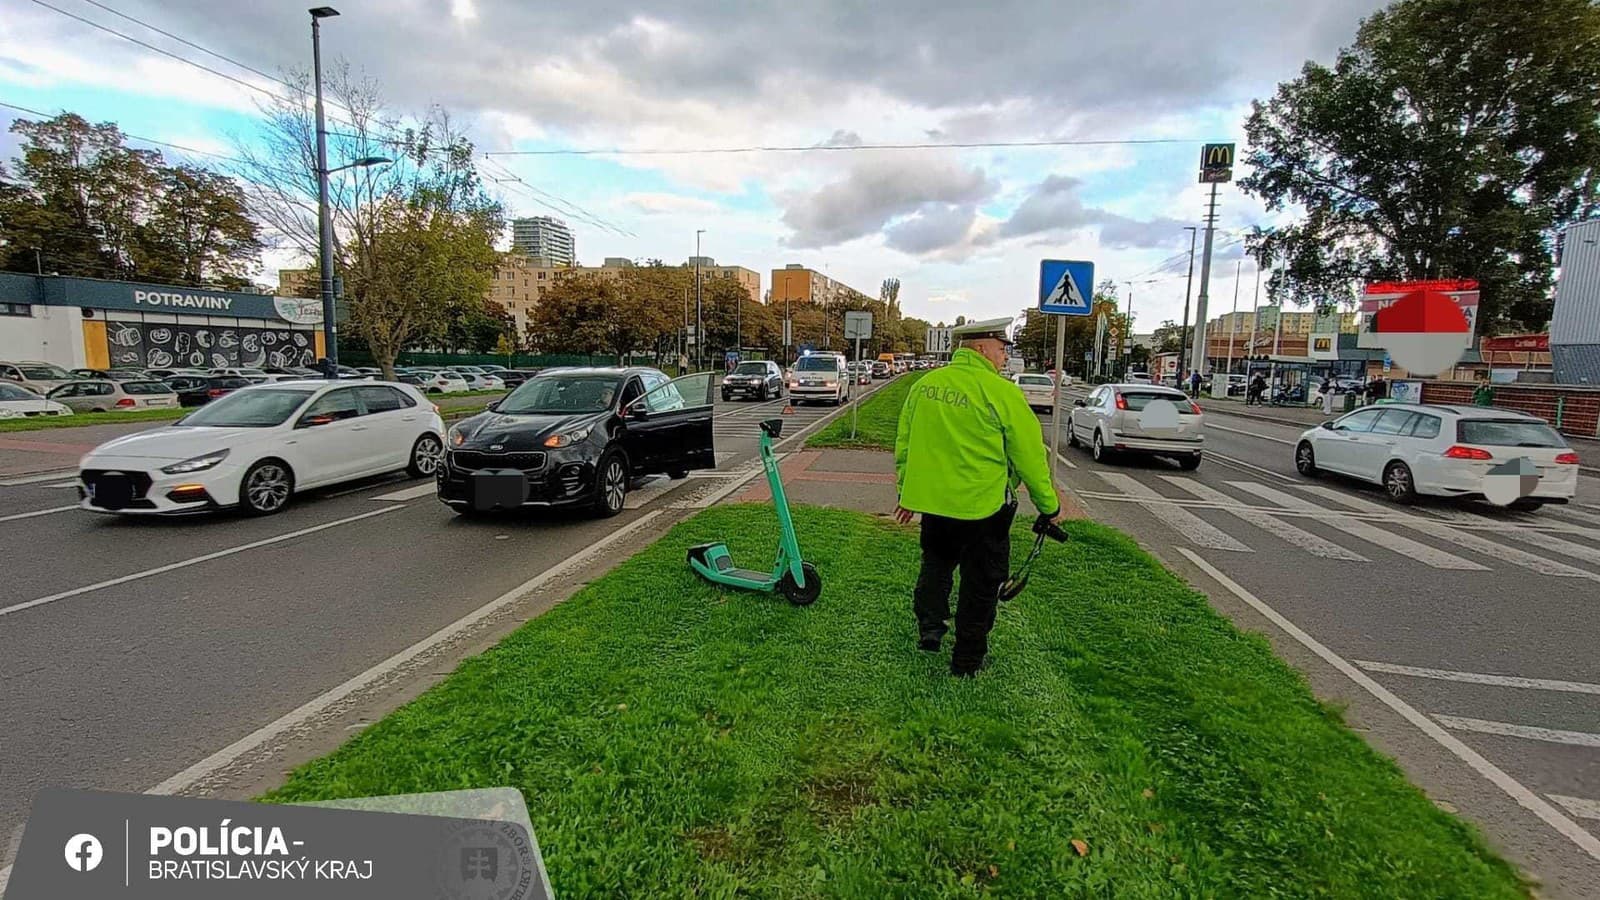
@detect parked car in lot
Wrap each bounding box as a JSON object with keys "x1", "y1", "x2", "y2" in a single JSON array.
[
  {"x1": 498, "y1": 369, "x2": 541, "y2": 389},
  {"x1": 459, "y1": 371, "x2": 505, "y2": 391},
  {"x1": 0, "y1": 360, "x2": 81, "y2": 394},
  {"x1": 1294, "y1": 404, "x2": 1579, "y2": 509},
  {"x1": 415, "y1": 370, "x2": 470, "y2": 394},
  {"x1": 722, "y1": 360, "x2": 785, "y2": 401},
  {"x1": 209, "y1": 367, "x2": 268, "y2": 380},
  {"x1": 146, "y1": 367, "x2": 210, "y2": 380},
  {"x1": 788, "y1": 354, "x2": 852, "y2": 405},
  {"x1": 438, "y1": 368, "x2": 715, "y2": 517},
  {"x1": 1012, "y1": 372, "x2": 1058, "y2": 413},
  {"x1": 0, "y1": 381, "x2": 73, "y2": 419},
  {"x1": 78, "y1": 382, "x2": 444, "y2": 516},
  {"x1": 1067, "y1": 383, "x2": 1205, "y2": 469},
  {"x1": 169, "y1": 375, "x2": 252, "y2": 406},
  {"x1": 47, "y1": 379, "x2": 179, "y2": 413},
  {"x1": 70, "y1": 367, "x2": 151, "y2": 381}
]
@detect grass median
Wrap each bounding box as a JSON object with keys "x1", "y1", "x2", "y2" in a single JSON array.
[
  {"x1": 806, "y1": 371, "x2": 924, "y2": 450},
  {"x1": 0, "y1": 407, "x2": 187, "y2": 433},
  {"x1": 264, "y1": 504, "x2": 1520, "y2": 898}
]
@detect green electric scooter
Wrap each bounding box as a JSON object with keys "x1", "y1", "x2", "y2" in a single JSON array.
[{"x1": 687, "y1": 417, "x2": 822, "y2": 605}]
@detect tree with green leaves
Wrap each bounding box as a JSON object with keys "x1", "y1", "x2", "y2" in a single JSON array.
[
  {"x1": 1, "y1": 113, "x2": 260, "y2": 286},
  {"x1": 1240, "y1": 0, "x2": 1600, "y2": 332},
  {"x1": 235, "y1": 66, "x2": 503, "y2": 376}
]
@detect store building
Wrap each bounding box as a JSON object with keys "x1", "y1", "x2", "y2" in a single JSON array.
[{"x1": 0, "y1": 272, "x2": 323, "y2": 370}]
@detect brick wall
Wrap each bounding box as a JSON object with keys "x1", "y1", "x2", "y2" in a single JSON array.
[{"x1": 1419, "y1": 381, "x2": 1600, "y2": 438}]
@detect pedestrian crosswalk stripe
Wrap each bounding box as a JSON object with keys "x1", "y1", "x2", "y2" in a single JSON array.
[
  {"x1": 1546, "y1": 506, "x2": 1600, "y2": 527},
  {"x1": 1294, "y1": 484, "x2": 1600, "y2": 581},
  {"x1": 1227, "y1": 481, "x2": 1487, "y2": 570},
  {"x1": 1095, "y1": 472, "x2": 1251, "y2": 552},
  {"x1": 1550, "y1": 795, "x2": 1600, "y2": 821},
  {"x1": 1159, "y1": 476, "x2": 1367, "y2": 560},
  {"x1": 1434, "y1": 715, "x2": 1600, "y2": 748},
  {"x1": 1499, "y1": 528, "x2": 1600, "y2": 567},
  {"x1": 1354, "y1": 660, "x2": 1600, "y2": 695}
]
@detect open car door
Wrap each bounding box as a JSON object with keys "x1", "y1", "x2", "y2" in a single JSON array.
[{"x1": 622, "y1": 372, "x2": 717, "y2": 475}]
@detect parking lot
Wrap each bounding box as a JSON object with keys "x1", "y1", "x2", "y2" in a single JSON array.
[
  {"x1": 1047, "y1": 393, "x2": 1600, "y2": 894},
  {"x1": 0, "y1": 373, "x2": 892, "y2": 873}
]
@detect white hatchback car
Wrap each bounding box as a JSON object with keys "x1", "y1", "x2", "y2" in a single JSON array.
[
  {"x1": 1294, "y1": 403, "x2": 1579, "y2": 510},
  {"x1": 0, "y1": 381, "x2": 73, "y2": 419},
  {"x1": 1067, "y1": 383, "x2": 1205, "y2": 469},
  {"x1": 77, "y1": 382, "x2": 444, "y2": 516}
]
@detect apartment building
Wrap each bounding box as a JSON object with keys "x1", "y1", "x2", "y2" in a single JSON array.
[
  {"x1": 769, "y1": 264, "x2": 872, "y2": 307},
  {"x1": 510, "y1": 216, "x2": 575, "y2": 267}
]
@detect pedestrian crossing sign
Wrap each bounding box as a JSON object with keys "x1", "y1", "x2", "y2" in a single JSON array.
[{"x1": 1039, "y1": 259, "x2": 1094, "y2": 315}]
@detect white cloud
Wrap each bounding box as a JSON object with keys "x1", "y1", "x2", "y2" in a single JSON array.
[{"x1": 622, "y1": 192, "x2": 721, "y2": 215}]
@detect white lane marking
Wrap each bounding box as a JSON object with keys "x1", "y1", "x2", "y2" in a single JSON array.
[
  {"x1": 0, "y1": 506, "x2": 406, "y2": 619},
  {"x1": 1434, "y1": 715, "x2": 1600, "y2": 749},
  {"x1": 1160, "y1": 477, "x2": 1366, "y2": 560},
  {"x1": 1096, "y1": 472, "x2": 1250, "y2": 552},
  {"x1": 1547, "y1": 506, "x2": 1600, "y2": 527},
  {"x1": 0, "y1": 469, "x2": 78, "y2": 486},
  {"x1": 148, "y1": 510, "x2": 667, "y2": 795},
  {"x1": 1295, "y1": 484, "x2": 1600, "y2": 581},
  {"x1": 1499, "y1": 528, "x2": 1600, "y2": 568},
  {"x1": 0, "y1": 504, "x2": 78, "y2": 524},
  {"x1": 1354, "y1": 661, "x2": 1600, "y2": 695},
  {"x1": 1174, "y1": 548, "x2": 1600, "y2": 862},
  {"x1": 1054, "y1": 449, "x2": 1077, "y2": 470},
  {"x1": 45, "y1": 480, "x2": 78, "y2": 488},
  {"x1": 1205, "y1": 450, "x2": 1300, "y2": 483},
  {"x1": 1228, "y1": 481, "x2": 1486, "y2": 570},
  {"x1": 1550, "y1": 795, "x2": 1600, "y2": 822},
  {"x1": 1207, "y1": 422, "x2": 1297, "y2": 445},
  {"x1": 370, "y1": 482, "x2": 437, "y2": 502}
]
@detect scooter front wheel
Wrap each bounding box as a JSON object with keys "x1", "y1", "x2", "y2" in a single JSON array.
[{"x1": 779, "y1": 562, "x2": 822, "y2": 606}]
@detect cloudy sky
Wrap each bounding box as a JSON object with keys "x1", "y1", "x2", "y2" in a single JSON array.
[{"x1": 0, "y1": 0, "x2": 1389, "y2": 332}]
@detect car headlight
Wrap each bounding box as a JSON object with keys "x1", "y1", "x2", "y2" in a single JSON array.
[
  {"x1": 543, "y1": 424, "x2": 594, "y2": 448},
  {"x1": 160, "y1": 449, "x2": 230, "y2": 474},
  {"x1": 721, "y1": 377, "x2": 733, "y2": 385},
  {"x1": 449, "y1": 425, "x2": 467, "y2": 447}
]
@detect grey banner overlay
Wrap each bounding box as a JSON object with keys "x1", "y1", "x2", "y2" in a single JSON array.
[{"x1": 5, "y1": 789, "x2": 550, "y2": 899}]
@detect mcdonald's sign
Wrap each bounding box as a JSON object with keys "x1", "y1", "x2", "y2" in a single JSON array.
[{"x1": 1199, "y1": 142, "x2": 1235, "y2": 183}]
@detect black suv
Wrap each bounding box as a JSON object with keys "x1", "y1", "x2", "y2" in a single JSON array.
[
  {"x1": 721, "y1": 360, "x2": 785, "y2": 401},
  {"x1": 438, "y1": 368, "x2": 717, "y2": 517}
]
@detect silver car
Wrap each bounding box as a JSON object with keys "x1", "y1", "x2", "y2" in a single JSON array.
[
  {"x1": 47, "y1": 379, "x2": 180, "y2": 413},
  {"x1": 1067, "y1": 383, "x2": 1206, "y2": 469}
]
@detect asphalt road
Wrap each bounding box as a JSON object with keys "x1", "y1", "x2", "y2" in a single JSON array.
[
  {"x1": 1046, "y1": 395, "x2": 1600, "y2": 898},
  {"x1": 0, "y1": 374, "x2": 890, "y2": 874}
]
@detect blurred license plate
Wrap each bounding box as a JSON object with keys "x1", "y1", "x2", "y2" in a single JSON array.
[{"x1": 470, "y1": 469, "x2": 528, "y2": 511}]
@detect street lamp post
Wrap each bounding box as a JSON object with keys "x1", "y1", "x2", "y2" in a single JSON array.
[
  {"x1": 1122, "y1": 280, "x2": 1135, "y2": 376},
  {"x1": 310, "y1": 7, "x2": 340, "y2": 377},
  {"x1": 1179, "y1": 225, "x2": 1198, "y2": 384}
]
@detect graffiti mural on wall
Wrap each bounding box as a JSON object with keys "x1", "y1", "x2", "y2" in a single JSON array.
[{"x1": 106, "y1": 322, "x2": 317, "y2": 369}]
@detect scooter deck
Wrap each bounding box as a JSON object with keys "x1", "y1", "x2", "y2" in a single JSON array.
[{"x1": 723, "y1": 568, "x2": 774, "y2": 583}]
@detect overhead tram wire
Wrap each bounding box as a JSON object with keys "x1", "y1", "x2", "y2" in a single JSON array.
[
  {"x1": 479, "y1": 157, "x2": 635, "y2": 238},
  {"x1": 0, "y1": 100, "x2": 247, "y2": 164}
]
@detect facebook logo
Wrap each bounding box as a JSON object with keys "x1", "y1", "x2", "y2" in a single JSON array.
[{"x1": 63, "y1": 834, "x2": 102, "y2": 872}]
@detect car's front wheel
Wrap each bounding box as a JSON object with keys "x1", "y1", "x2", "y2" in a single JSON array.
[
  {"x1": 1178, "y1": 454, "x2": 1201, "y2": 471},
  {"x1": 593, "y1": 451, "x2": 628, "y2": 518},
  {"x1": 407, "y1": 433, "x2": 443, "y2": 478},
  {"x1": 239, "y1": 459, "x2": 294, "y2": 516},
  {"x1": 1383, "y1": 461, "x2": 1418, "y2": 505},
  {"x1": 1295, "y1": 441, "x2": 1319, "y2": 477}
]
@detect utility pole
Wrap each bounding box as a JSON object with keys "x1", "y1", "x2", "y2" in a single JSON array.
[
  {"x1": 311, "y1": 7, "x2": 340, "y2": 377},
  {"x1": 1122, "y1": 280, "x2": 1135, "y2": 376},
  {"x1": 1225, "y1": 259, "x2": 1241, "y2": 377},
  {"x1": 694, "y1": 229, "x2": 704, "y2": 371},
  {"x1": 1248, "y1": 264, "x2": 1263, "y2": 358},
  {"x1": 1179, "y1": 226, "x2": 1197, "y2": 382},
  {"x1": 1190, "y1": 182, "x2": 1220, "y2": 377}
]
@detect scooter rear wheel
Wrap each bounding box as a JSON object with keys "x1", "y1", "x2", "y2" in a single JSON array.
[{"x1": 778, "y1": 562, "x2": 822, "y2": 606}]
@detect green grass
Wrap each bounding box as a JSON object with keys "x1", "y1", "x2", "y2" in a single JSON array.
[
  {"x1": 806, "y1": 371, "x2": 925, "y2": 449},
  {"x1": 264, "y1": 505, "x2": 1522, "y2": 898},
  {"x1": 0, "y1": 407, "x2": 187, "y2": 433}
]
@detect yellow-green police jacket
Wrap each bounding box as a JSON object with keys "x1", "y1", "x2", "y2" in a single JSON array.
[{"x1": 894, "y1": 348, "x2": 1059, "y2": 520}]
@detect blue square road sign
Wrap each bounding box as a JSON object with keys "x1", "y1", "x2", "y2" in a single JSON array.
[{"x1": 1039, "y1": 259, "x2": 1094, "y2": 315}]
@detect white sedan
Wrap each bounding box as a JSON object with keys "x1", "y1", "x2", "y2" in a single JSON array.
[
  {"x1": 0, "y1": 381, "x2": 73, "y2": 419},
  {"x1": 416, "y1": 370, "x2": 470, "y2": 393},
  {"x1": 77, "y1": 382, "x2": 444, "y2": 516},
  {"x1": 1294, "y1": 403, "x2": 1579, "y2": 510},
  {"x1": 1012, "y1": 373, "x2": 1059, "y2": 413},
  {"x1": 460, "y1": 372, "x2": 505, "y2": 391}
]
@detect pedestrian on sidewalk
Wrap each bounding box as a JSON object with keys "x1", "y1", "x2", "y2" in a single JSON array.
[
  {"x1": 1473, "y1": 378, "x2": 1495, "y2": 408},
  {"x1": 1319, "y1": 373, "x2": 1335, "y2": 414},
  {"x1": 894, "y1": 316, "x2": 1063, "y2": 677},
  {"x1": 1188, "y1": 369, "x2": 1202, "y2": 399},
  {"x1": 1246, "y1": 372, "x2": 1266, "y2": 406}
]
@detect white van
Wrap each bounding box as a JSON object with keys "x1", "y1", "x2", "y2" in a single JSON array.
[{"x1": 788, "y1": 354, "x2": 852, "y2": 405}]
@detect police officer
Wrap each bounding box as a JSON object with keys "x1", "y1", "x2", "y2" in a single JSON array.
[{"x1": 893, "y1": 317, "x2": 1063, "y2": 676}]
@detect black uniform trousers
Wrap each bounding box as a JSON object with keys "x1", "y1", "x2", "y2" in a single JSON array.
[{"x1": 913, "y1": 502, "x2": 1016, "y2": 669}]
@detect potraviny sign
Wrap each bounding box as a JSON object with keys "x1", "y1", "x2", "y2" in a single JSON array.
[{"x1": 31, "y1": 275, "x2": 322, "y2": 325}]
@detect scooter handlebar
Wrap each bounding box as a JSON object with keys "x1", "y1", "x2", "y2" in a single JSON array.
[{"x1": 1032, "y1": 514, "x2": 1069, "y2": 543}]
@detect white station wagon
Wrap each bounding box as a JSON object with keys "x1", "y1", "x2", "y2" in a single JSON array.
[{"x1": 1294, "y1": 403, "x2": 1579, "y2": 510}]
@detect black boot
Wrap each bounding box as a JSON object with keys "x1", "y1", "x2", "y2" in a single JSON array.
[{"x1": 918, "y1": 630, "x2": 943, "y2": 652}]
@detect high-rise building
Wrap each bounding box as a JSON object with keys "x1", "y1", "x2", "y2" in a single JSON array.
[
  {"x1": 769, "y1": 264, "x2": 871, "y2": 307},
  {"x1": 510, "y1": 216, "x2": 575, "y2": 267}
]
